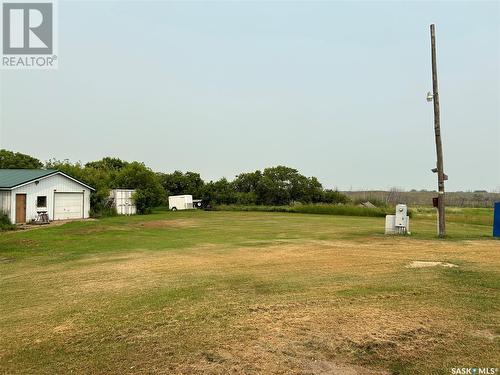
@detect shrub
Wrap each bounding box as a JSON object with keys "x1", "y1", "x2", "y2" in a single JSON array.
[
  {"x1": 0, "y1": 213, "x2": 15, "y2": 231},
  {"x1": 322, "y1": 189, "x2": 351, "y2": 204},
  {"x1": 133, "y1": 188, "x2": 164, "y2": 214},
  {"x1": 90, "y1": 205, "x2": 117, "y2": 219},
  {"x1": 234, "y1": 192, "x2": 258, "y2": 205}
]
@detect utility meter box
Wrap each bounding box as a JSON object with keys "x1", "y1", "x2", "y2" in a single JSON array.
[
  {"x1": 395, "y1": 204, "x2": 408, "y2": 227},
  {"x1": 385, "y1": 204, "x2": 410, "y2": 235}
]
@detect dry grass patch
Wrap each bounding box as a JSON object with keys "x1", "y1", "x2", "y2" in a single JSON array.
[
  {"x1": 219, "y1": 301, "x2": 452, "y2": 374},
  {"x1": 406, "y1": 261, "x2": 458, "y2": 268}
]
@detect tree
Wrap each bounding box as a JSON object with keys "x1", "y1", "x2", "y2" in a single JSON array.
[
  {"x1": 85, "y1": 157, "x2": 128, "y2": 172},
  {"x1": 254, "y1": 166, "x2": 325, "y2": 205},
  {"x1": 233, "y1": 171, "x2": 262, "y2": 193},
  {"x1": 115, "y1": 162, "x2": 165, "y2": 213},
  {"x1": 4, "y1": 149, "x2": 350, "y2": 212},
  {"x1": 201, "y1": 178, "x2": 237, "y2": 205},
  {"x1": 157, "y1": 171, "x2": 204, "y2": 197},
  {"x1": 0, "y1": 149, "x2": 43, "y2": 169},
  {"x1": 45, "y1": 159, "x2": 85, "y2": 180}
]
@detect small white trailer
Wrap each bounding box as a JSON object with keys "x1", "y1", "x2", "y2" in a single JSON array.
[
  {"x1": 168, "y1": 195, "x2": 193, "y2": 211},
  {"x1": 110, "y1": 189, "x2": 137, "y2": 215}
]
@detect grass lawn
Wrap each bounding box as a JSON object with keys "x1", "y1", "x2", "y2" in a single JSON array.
[{"x1": 0, "y1": 210, "x2": 498, "y2": 374}]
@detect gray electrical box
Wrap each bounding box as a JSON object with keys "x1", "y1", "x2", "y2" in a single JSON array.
[
  {"x1": 395, "y1": 204, "x2": 408, "y2": 227},
  {"x1": 385, "y1": 204, "x2": 410, "y2": 235}
]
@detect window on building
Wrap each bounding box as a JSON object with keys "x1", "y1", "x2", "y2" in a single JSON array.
[{"x1": 37, "y1": 196, "x2": 47, "y2": 208}]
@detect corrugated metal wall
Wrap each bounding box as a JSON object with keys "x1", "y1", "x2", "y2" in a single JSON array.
[
  {"x1": 110, "y1": 189, "x2": 137, "y2": 215},
  {"x1": 10, "y1": 174, "x2": 91, "y2": 223},
  {"x1": 0, "y1": 191, "x2": 11, "y2": 216}
]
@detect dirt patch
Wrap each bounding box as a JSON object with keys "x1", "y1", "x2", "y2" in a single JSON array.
[{"x1": 406, "y1": 261, "x2": 458, "y2": 268}]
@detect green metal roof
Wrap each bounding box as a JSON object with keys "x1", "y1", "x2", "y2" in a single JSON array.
[{"x1": 0, "y1": 169, "x2": 58, "y2": 189}]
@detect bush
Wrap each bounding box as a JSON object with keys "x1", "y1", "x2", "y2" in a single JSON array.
[
  {"x1": 234, "y1": 192, "x2": 258, "y2": 205},
  {"x1": 322, "y1": 189, "x2": 351, "y2": 204},
  {"x1": 90, "y1": 205, "x2": 117, "y2": 219},
  {"x1": 133, "y1": 188, "x2": 164, "y2": 214},
  {"x1": 0, "y1": 213, "x2": 15, "y2": 231}
]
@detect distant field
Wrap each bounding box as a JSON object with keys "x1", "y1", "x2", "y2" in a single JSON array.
[
  {"x1": 216, "y1": 204, "x2": 495, "y2": 227},
  {"x1": 344, "y1": 190, "x2": 500, "y2": 208},
  {"x1": 412, "y1": 206, "x2": 494, "y2": 226},
  {"x1": 0, "y1": 210, "x2": 498, "y2": 374}
]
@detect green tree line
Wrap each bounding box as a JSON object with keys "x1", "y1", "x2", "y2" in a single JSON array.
[{"x1": 1, "y1": 149, "x2": 349, "y2": 215}]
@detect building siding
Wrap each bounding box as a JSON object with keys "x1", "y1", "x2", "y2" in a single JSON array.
[
  {"x1": 0, "y1": 190, "x2": 11, "y2": 217},
  {"x1": 110, "y1": 189, "x2": 137, "y2": 215},
  {"x1": 9, "y1": 173, "x2": 91, "y2": 223}
]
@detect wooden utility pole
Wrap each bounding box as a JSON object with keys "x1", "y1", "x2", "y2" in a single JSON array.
[{"x1": 430, "y1": 24, "x2": 446, "y2": 237}]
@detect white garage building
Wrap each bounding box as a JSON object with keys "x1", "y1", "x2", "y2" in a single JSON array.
[{"x1": 0, "y1": 169, "x2": 94, "y2": 224}]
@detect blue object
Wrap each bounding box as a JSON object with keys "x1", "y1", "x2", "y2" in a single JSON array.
[{"x1": 494, "y1": 202, "x2": 500, "y2": 237}]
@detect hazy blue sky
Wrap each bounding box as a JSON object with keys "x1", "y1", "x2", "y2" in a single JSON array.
[{"x1": 1, "y1": 0, "x2": 499, "y2": 191}]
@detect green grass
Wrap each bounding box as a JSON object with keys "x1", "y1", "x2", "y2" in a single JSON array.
[
  {"x1": 215, "y1": 203, "x2": 390, "y2": 217},
  {"x1": 412, "y1": 206, "x2": 494, "y2": 226},
  {"x1": 0, "y1": 210, "x2": 498, "y2": 374}
]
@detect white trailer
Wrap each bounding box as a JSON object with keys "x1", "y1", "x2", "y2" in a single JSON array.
[
  {"x1": 168, "y1": 195, "x2": 193, "y2": 211},
  {"x1": 110, "y1": 189, "x2": 137, "y2": 215}
]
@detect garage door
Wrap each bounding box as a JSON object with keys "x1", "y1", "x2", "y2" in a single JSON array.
[{"x1": 54, "y1": 193, "x2": 83, "y2": 220}]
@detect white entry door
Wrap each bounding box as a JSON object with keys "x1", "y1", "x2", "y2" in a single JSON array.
[{"x1": 54, "y1": 193, "x2": 83, "y2": 220}]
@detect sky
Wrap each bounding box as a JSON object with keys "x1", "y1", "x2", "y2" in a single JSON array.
[{"x1": 0, "y1": 0, "x2": 499, "y2": 192}]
